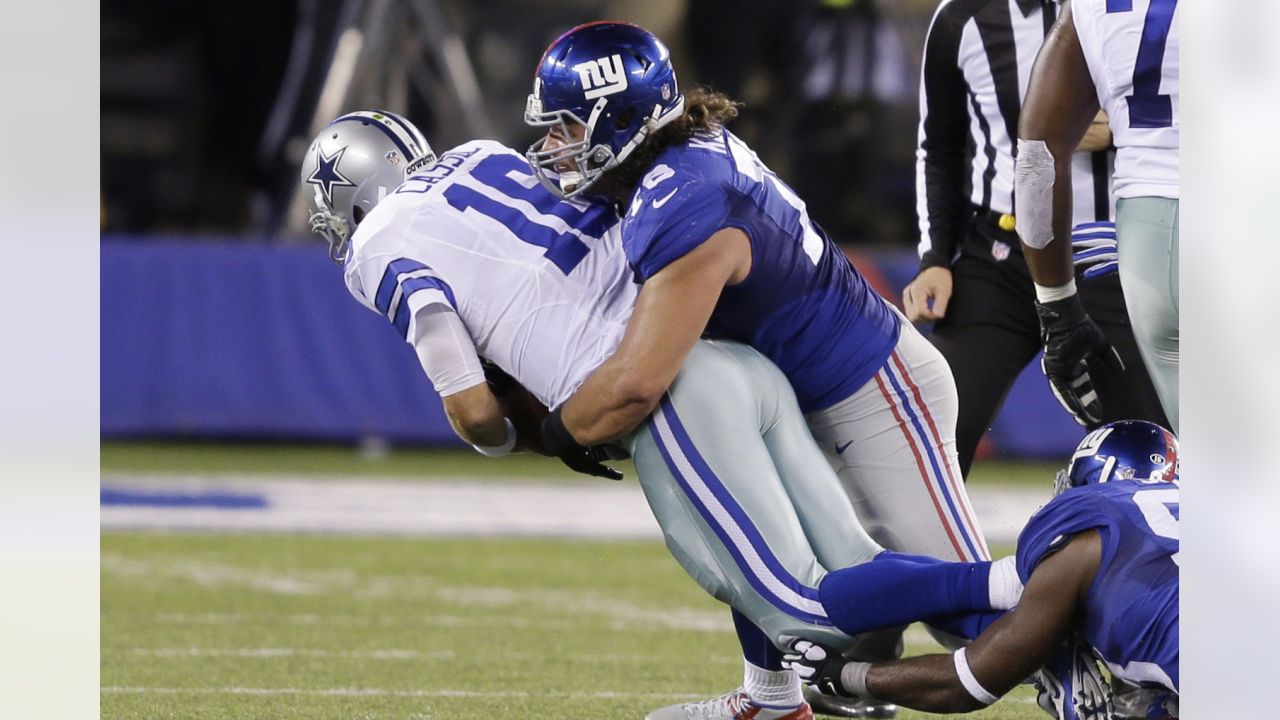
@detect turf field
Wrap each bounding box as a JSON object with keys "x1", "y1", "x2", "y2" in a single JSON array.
[{"x1": 102, "y1": 443, "x2": 1053, "y2": 719}]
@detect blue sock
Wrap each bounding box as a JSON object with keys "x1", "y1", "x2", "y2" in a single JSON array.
[
  {"x1": 818, "y1": 551, "x2": 993, "y2": 637},
  {"x1": 732, "y1": 608, "x2": 784, "y2": 670}
]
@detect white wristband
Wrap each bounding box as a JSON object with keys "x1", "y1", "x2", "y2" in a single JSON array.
[
  {"x1": 953, "y1": 648, "x2": 999, "y2": 706},
  {"x1": 472, "y1": 417, "x2": 516, "y2": 457},
  {"x1": 1034, "y1": 278, "x2": 1077, "y2": 303}
]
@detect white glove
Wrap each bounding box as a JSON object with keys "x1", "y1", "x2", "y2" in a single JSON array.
[{"x1": 1070, "y1": 222, "x2": 1118, "y2": 279}]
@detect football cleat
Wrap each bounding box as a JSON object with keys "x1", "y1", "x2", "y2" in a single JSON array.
[
  {"x1": 1032, "y1": 637, "x2": 1113, "y2": 720},
  {"x1": 802, "y1": 685, "x2": 897, "y2": 718},
  {"x1": 645, "y1": 688, "x2": 814, "y2": 720}
]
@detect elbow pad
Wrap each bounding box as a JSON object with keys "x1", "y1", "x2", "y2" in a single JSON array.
[{"x1": 1014, "y1": 139, "x2": 1056, "y2": 250}]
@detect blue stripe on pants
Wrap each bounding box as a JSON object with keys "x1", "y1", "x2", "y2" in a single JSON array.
[{"x1": 647, "y1": 395, "x2": 830, "y2": 626}]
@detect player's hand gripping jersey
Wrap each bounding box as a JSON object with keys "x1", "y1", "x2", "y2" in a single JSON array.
[
  {"x1": 621, "y1": 128, "x2": 901, "y2": 413},
  {"x1": 1017, "y1": 479, "x2": 1179, "y2": 693},
  {"x1": 1072, "y1": 0, "x2": 1179, "y2": 199},
  {"x1": 344, "y1": 140, "x2": 638, "y2": 409}
]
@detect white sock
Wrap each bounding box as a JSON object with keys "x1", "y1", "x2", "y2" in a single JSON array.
[
  {"x1": 988, "y1": 555, "x2": 1025, "y2": 610},
  {"x1": 743, "y1": 659, "x2": 803, "y2": 708}
]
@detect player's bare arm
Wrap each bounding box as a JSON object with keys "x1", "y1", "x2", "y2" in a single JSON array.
[
  {"x1": 788, "y1": 531, "x2": 1101, "y2": 713},
  {"x1": 559, "y1": 227, "x2": 752, "y2": 445},
  {"x1": 1016, "y1": 0, "x2": 1101, "y2": 286},
  {"x1": 441, "y1": 383, "x2": 508, "y2": 447}
]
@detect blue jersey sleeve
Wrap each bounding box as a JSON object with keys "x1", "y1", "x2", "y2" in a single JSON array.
[
  {"x1": 1015, "y1": 488, "x2": 1112, "y2": 584},
  {"x1": 622, "y1": 180, "x2": 732, "y2": 281}
]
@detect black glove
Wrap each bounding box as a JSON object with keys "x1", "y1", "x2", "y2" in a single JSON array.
[
  {"x1": 782, "y1": 639, "x2": 857, "y2": 699},
  {"x1": 540, "y1": 407, "x2": 624, "y2": 481},
  {"x1": 480, "y1": 358, "x2": 518, "y2": 397},
  {"x1": 1035, "y1": 295, "x2": 1124, "y2": 426}
]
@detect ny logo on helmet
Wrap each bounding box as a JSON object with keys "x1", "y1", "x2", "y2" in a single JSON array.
[{"x1": 573, "y1": 54, "x2": 628, "y2": 100}]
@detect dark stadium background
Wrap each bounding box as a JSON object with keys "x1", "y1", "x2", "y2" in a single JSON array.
[{"x1": 101, "y1": 0, "x2": 1084, "y2": 459}]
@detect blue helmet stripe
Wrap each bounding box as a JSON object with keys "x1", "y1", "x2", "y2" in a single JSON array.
[
  {"x1": 373, "y1": 109, "x2": 430, "y2": 157},
  {"x1": 327, "y1": 114, "x2": 414, "y2": 164}
]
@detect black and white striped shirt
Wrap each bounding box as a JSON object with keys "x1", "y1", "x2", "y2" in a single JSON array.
[{"x1": 915, "y1": 0, "x2": 1113, "y2": 269}]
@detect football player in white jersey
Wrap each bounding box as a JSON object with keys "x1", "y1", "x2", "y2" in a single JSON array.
[
  {"x1": 1013, "y1": 0, "x2": 1180, "y2": 433},
  {"x1": 299, "y1": 110, "x2": 975, "y2": 720}
]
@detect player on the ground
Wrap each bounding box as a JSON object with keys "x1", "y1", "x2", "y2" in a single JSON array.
[
  {"x1": 781, "y1": 420, "x2": 1180, "y2": 719},
  {"x1": 1014, "y1": 0, "x2": 1180, "y2": 432},
  {"x1": 523, "y1": 22, "x2": 988, "y2": 718},
  {"x1": 299, "y1": 110, "x2": 980, "y2": 720}
]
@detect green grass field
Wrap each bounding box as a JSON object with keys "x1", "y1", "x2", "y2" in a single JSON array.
[{"x1": 102, "y1": 443, "x2": 1051, "y2": 719}]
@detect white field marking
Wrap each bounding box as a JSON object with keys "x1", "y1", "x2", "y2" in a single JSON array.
[
  {"x1": 100, "y1": 685, "x2": 1038, "y2": 705},
  {"x1": 101, "y1": 473, "x2": 1045, "y2": 543},
  {"x1": 100, "y1": 686, "x2": 705, "y2": 700},
  {"x1": 129, "y1": 648, "x2": 450, "y2": 660},
  {"x1": 149, "y1": 609, "x2": 728, "y2": 634},
  {"x1": 123, "y1": 557, "x2": 734, "y2": 631},
  {"x1": 430, "y1": 585, "x2": 732, "y2": 632},
  {"x1": 151, "y1": 612, "x2": 567, "y2": 629},
  {"x1": 102, "y1": 552, "x2": 352, "y2": 596},
  {"x1": 131, "y1": 646, "x2": 734, "y2": 667}
]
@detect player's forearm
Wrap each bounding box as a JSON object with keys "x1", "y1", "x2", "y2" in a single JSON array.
[
  {"x1": 443, "y1": 385, "x2": 509, "y2": 447},
  {"x1": 862, "y1": 655, "x2": 988, "y2": 713},
  {"x1": 561, "y1": 357, "x2": 665, "y2": 445}
]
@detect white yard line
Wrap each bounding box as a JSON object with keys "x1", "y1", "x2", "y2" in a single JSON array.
[
  {"x1": 100, "y1": 686, "x2": 706, "y2": 700},
  {"x1": 101, "y1": 473, "x2": 1051, "y2": 545},
  {"x1": 129, "y1": 647, "x2": 449, "y2": 659}
]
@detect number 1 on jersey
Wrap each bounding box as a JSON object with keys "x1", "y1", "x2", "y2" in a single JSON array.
[
  {"x1": 443, "y1": 154, "x2": 613, "y2": 275},
  {"x1": 1107, "y1": 0, "x2": 1177, "y2": 129}
]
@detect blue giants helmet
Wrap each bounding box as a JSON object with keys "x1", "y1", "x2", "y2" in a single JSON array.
[
  {"x1": 1054, "y1": 420, "x2": 1180, "y2": 495},
  {"x1": 524, "y1": 21, "x2": 685, "y2": 198}
]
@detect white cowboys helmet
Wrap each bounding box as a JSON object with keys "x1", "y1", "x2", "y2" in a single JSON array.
[{"x1": 299, "y1": 110, "x2": 435, "y2": 263}]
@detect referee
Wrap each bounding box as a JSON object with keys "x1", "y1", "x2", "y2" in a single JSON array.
[{"x1": 903, "y1": 0, "x2": 1167, "y2": 477}]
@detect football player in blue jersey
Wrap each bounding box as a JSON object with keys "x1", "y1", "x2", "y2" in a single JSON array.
[
  {"x1": 302, "y1": 109, "x2": 1014, "y2": 720},
  {"x1": 524, "y1": 21, "x2": 989, "y2": 719},
  {"x1": 780, "y1": 420, "x2": 1180, "y2": 719}
]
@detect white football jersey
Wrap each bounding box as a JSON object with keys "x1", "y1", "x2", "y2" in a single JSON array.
[
  {"x1": 1072, "y1": 0, "x2": 1179, "y2": 199},
  {"x1": 345, "y1": 140, "x2": 637, "y2": 409}
]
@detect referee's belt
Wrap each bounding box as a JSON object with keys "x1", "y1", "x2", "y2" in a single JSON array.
[{"x1": 972, "y1": 206, "x2": 1017, "y2": 232}]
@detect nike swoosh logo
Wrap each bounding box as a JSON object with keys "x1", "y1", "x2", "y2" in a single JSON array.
[
  {"x1": 652, "y1": 188, "x2": 678, "y2": 209},
  {"x1": 836, "y1": 440, "x2": 853, "y2": 455}
]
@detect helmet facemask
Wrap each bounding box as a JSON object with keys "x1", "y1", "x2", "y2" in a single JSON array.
[{"x1": 307, "y1": 186, "x2": 353, "y2": 264}]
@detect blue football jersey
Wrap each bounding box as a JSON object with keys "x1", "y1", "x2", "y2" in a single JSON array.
[
  {"x1": 1016, "y1": 481, "x2": 1180, "y2": 693},
  {"x1": 620, "y1": 129, "x2": 901, "y2": 413}
]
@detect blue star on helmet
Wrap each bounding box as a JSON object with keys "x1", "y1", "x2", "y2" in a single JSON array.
[{"x1": 307, "y1": 145, "x2": 357, "y2": 207}]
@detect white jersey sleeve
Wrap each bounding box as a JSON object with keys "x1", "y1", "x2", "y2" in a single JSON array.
[
  {"x1": 1072, "y1": 0, "x2": 1179, "y2": 199},
  {"x1": 344, "y1": 140, "x2": 638, "y2": 410}
]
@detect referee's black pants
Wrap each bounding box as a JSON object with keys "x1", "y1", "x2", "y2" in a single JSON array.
[{"x1": 928, "y1": 216, "x2": 1170, "y2": 478}]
